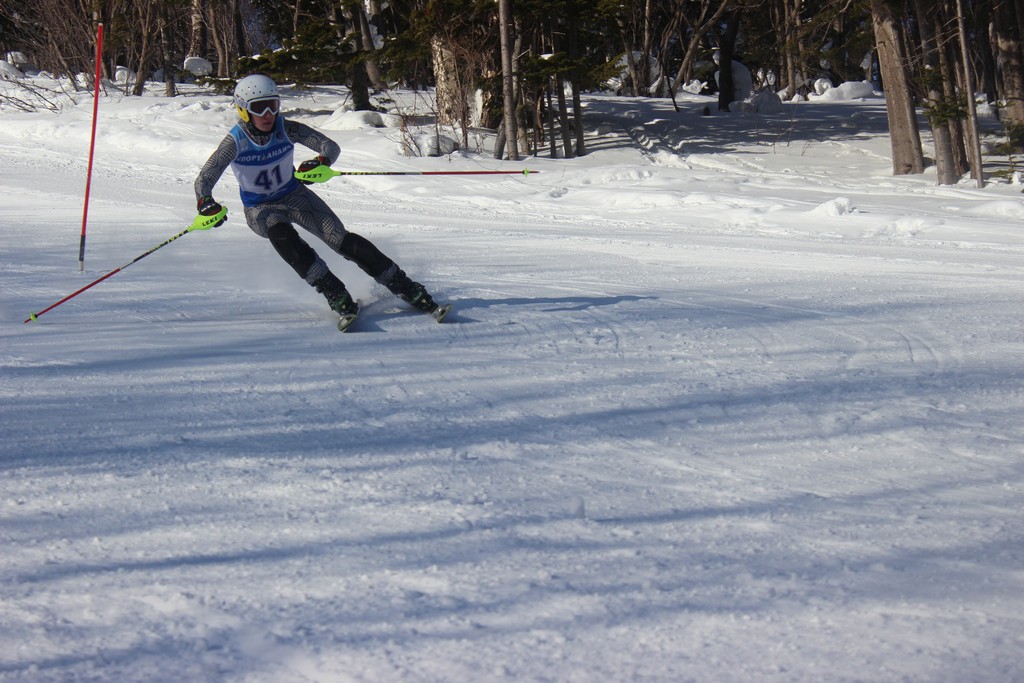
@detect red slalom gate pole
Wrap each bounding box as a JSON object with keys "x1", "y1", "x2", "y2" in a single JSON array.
[{"x1": 78, "y1": 21, "x2": 104, "y2": 272}]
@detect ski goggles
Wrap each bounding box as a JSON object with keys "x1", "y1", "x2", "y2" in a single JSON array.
[{"x1": 246, "y1": 97, "x2": 280, "y2": 117}]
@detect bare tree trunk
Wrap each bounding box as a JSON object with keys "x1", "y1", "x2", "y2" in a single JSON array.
[
  {"x1": 638, "y1": 0, "x2": 653, "y2": 95},
  {"x1": 498, "y1": 0, "x2": 520, "y2": 160},
  {"x1": 785, "y1": 0, "x2": 803, "y2": 99},
  {"x1": 993, "y1": 0, "x2": 1024, "y2": 147},
  {"x1": 937, "y1": 0, "x2": 970, "y2": 176},
  {"x1": 671, "y1": 0, "x2": 732, "y2": 94},
  {"x1": 292, "y1": 0, "x2": 302, "y2": 38},
  {"x1": 546, "y1": 83, "x2": 556, "y2": 158},
  {"x1": 568, "y1": 8, "x2": 586, "y2": 156},
  {"x1": 233, "y1": 0, "x2": 247, "y2": 63},
  {"x1": 350, "y1": 57, "x2": 371, "y2": 111},
  {"x1": 207, "y1": 3, "x2": 229, "y2": 77},
  {"x1": 159, "y1": 1, "x2": 176, "y2": 96},
  {"x1": 913, "y1": 0, "x2": 956, "y2": 184},
  {"x1": 955, "y1": 0, "x2": 985, "y2": 185},
  {"x1": 131, "y1": 0, "x2": 156, "y2": 96},
  {"x1": 555, "y1": 72, "x2": 574, "y2": 158},
  {"x1": 717, "y1": 10, "x2": 741, "y2": 112},
  {"x1": 617, "y1": 12, "x2": 640, "y2": 97},
  {"x1": 431, "y1": 35, "x2": 462, "y2": 127},
  {"x1": 356, "y1": 3, "x2": 386, "y2": 89},
  {"x1": 658, "y1": 3, "x2": 684, "y2": 98},
  {"x1": 188, "y1": 0, "x2": 204, "y2": 57},
  {"x1": 977, "y1": 1, "x2": 999, "y2": 103},
  {"x1": 870, "y1": 0, "x2": 925, "y2": 174}
]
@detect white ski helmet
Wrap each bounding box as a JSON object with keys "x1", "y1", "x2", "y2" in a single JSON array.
[{"x1": 233, "y1": 74, "x2": 279, "y2": 122}]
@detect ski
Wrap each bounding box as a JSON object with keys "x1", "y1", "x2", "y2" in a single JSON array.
[{"x1": 335, "y1": 303, "x2": 450, "y2": 332}]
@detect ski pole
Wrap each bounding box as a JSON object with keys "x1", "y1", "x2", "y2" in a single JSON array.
[
  {"x1": 78, "y1": 21, "x2": 104, "y2": 272},
  {"x1": 295, "y1": 166, "x2": 538, "y2": 183},
  {"x1": 23, "y1": 210, "x2": 225, "y2": 324}
]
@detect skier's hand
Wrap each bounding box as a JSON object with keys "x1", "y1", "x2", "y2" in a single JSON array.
[
  {"x1": 195, "y1": 195, "x2": 227, "y2": 229},
  {"x1": 297, "y1": 156, "x2": 330, "y2": 184}
]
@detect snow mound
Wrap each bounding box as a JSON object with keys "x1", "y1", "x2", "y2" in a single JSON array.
[
  {"x1": 566, "y1": 187, "x2": 681, "y2": 210},
  {"x1": 872, "y1": 216, "x2": 933, "y2": 238},
  {"x1": 961, "y1": 200, "x2": 1024, "y2": 219},
  {"x1": 183, "y1": 56, "x2": 213, "y2": 77},
  {"x1": 734, "y1": 90, "x2": 785, "y2": 114},
  {"x1": 808, "y1": 80, "x2": 878, "y2": 101},
  {"x1": 404, "y1": 132, "x2": 459, "y2": 157},
  {"x1": 0, "y1": 59, "x2": 24, "y2": 80},
  {"x1": 808, "y1": 197, "x2": 857, "y2": 216},
  {"x1": 321, "y1": 109, "x2": 402, "y2": 130},
  {"x1": 115, "y1": 65, "x2": 136, "y2": 84}
]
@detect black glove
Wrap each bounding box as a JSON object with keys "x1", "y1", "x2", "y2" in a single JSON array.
[
  {"x1": 297, "y1": 156, "x2": 330, "y2": 184},
  {"x1": 197, "y1": 195, "x2": 226, "y2": 227},
  {"x1": 197, "y1": 196, "x2": 226, "y2": 225}
]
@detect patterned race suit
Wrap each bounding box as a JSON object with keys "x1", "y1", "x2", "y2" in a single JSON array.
[{"x1": 194, "y1": 116, "x2": 400, "y2": 287}]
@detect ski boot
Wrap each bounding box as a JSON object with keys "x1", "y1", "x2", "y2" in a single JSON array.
[
  {"x1": 388, "y1": 270, "x2": 451, "y2": 322},
  {"x1": 314, "y1": 272, "x2": 360, "y2": 331}
]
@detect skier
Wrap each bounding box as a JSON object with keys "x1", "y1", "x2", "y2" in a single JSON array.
[{"x1": 194, "y1": 74, "x2": 445, "y2": 328}]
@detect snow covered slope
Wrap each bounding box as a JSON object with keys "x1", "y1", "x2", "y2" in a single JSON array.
[{"x1": 1, "y1": 81, "x2": 1022, "y2": 682}]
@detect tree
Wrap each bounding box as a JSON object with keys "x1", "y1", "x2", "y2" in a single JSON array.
[
  {"x1": 565, "y1": 2, "x2": 587, "y2": 155},
  {"x1": 668, "y1": 0, "x2": 732, "y2": 96},
  {"x1": 935, "y1": 0, "x2": 969, "y2": 178},
  {"x1": 993, "y1": 0, "x2": 1024, "y2": 150},
  {"x1": 157, "y1": 0, "x2": 177, "y2": 96},
  {"x1": 716, "y1": 8, "x2": 741, "y2": 111},
  {"x1": 431, "y1": 33, "x2": 464, "y2": 125},
  {"x1": 187, "y1": 0, "x2": 205, "y2": 58},
  {"x1": 913, "y1": 0, "x2": 958, "y2": 184},
  {"x1": 0, "y1": 0, "x2": 102, "y2": 89},
  {"x1": 3, "y1": 0, "x2": 1024, "y2": 182},
  {"x1": 340, "y1": 0, "x2": 387, "y2": 89},
  {"x1": 869, "y1": 0, "x2": 924, "y2": 174},
  {"x1": 404, "y1": 0, "x2": 500, "y2": 144},
  {"x1": 953, "y1": 0, "x2": 984, "y2": 185},
  {"x1": 498, "y1": 0, "x2": 519, "y2": 160},
  {"x1": 779, "y1": 0, "x2": 802, "y2": 99}
]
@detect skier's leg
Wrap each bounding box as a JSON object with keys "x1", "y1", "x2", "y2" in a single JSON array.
[
  {"x1": 337, "y1": 232, "x2": 393, "y2": 279},
  {"x1": 266, "y1": 222, "x2": 357, "y2": 315},
  {"x1": 284, "y1": 187, "x2": 440, "y2": 311},
  {"x1": 336, "y1": 233, "x2": 438, "y2": 311},
  {"x1": 267, "y1": 222, "x2": 322, "y2": 281}
]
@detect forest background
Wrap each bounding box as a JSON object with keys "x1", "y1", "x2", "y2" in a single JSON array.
[{"x1": 2, "y1": 0, "x2": 1024, "y2": 186}]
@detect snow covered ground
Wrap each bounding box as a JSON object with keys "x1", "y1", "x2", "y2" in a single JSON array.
[{"x1": 1, "y1": 78, "x2": 1023, "y2": 682}]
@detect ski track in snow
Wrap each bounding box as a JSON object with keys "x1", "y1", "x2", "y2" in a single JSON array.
[{"x1": 1, "y1": 84, "x2": 1024, "y2": 682}]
